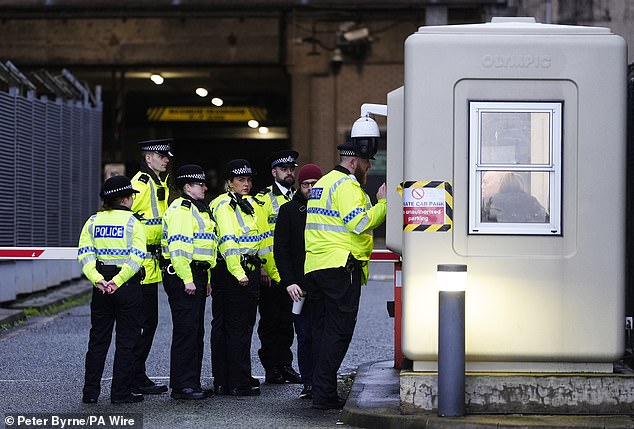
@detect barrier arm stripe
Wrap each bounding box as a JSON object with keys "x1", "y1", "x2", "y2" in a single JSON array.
[
  {"x1": 0, "y1": 247, "x2": 79, "y2": 260},
  {"x1": 370, "y1": 249, "x2": 400, "y2": 262}
]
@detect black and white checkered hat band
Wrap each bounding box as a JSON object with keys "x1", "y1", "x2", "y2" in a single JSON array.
[
  {"x1": 103, "y1": 184, "x2": 134, "y2": 196},
  {"x1": 177, "y1": 173, "x2": 206, "y2": 181},
  {"x1": 142, "y1": 144, "x2": 171, "y2": 152},
  {"x1": 339, "y1": 150, "x2": 356, "y2": 156},
  {"x1": 231, "y1": 166, "x2": 253, "y2": 175},
  {"x1": 272, "y1": 156, "x2": 296, "y2": 167}
]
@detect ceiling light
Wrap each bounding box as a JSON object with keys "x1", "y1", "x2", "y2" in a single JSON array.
[
  {"x1": 195, "y1": 87, "x2": 208, "y2": 97},
  {"x1": 248, "y1": 120, "x2": 259, "y2": 128},
  {"x1": 258, "y1": 126, "x2": 269, "y2": 134},
  {"x1": 150, "y1": 74, "x2": 164, "y2": 85},
  {"x1": 211, "y1": 97, "x2": 223, "y2": 106},
  {"x1": 343, "y1": 27, "x2": 370, "y2": 43}
]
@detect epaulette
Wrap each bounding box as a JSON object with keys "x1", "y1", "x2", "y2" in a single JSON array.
[
  {"x1": 256, "y1": 186, "x2": 271, "y2": 196},
  {"x1": 133, "y1": 212, "x2": 145, "y2": 221},
  {"x1": 181, "y1": 199, "x2": 192, "y2": 209},
  {"x1": 252, "y1": 196, "x2": 265, "y2": 206},
  {"x1": 138, "y1": 173, "x2": 150, "y2": 184}
]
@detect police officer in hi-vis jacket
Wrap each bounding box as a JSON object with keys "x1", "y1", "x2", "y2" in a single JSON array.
[
  {"x1": 255, "y1": 150, "x2": 302, "y2": 385},
  {"x1": 78, "y1": 175, "x2": 147, "y2": 404},
  {"x1": 161, "y1": 164, "x2": 217, "y2": 400},
  {"x1": 210, "y1": 159, "x2": 281, "y2": 396},
  {"x1": 130, "y1": 138, "x2": 173, "y2": 395},
  {"x1": 304, "y1": 139, "x2": 387, "y2": 409}
]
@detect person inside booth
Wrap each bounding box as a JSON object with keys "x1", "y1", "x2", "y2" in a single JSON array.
[{"x1": 485, "y1": 172, "x2": 548, "y2": 223}]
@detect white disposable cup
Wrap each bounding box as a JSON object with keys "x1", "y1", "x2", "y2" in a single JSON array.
[{"x1": 292, "y1": 296, "x2": 306, "y2": 315}]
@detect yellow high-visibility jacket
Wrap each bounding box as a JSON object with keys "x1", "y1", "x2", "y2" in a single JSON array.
[
  {"x1": 210, "y1": 192, "x2": 280, "y2": 283},
  {"x1": 131, "y1": 169, "x2": 170, "y2": 284},
  {"x1": 256, "y1": 184, "x2": 293, "y2": 234},
  {"x1": 254, "y1": 184, "x2": 292, "y2": 280},
  {"x1": 304, "y1": 166, "x2": 386, "y2": 284},
  {"x1": 161, "y1": 197, "x2": 218, "y2": 284},
  {"x1": 77, "y1": 208, "x2": 148, "y2": 288}
]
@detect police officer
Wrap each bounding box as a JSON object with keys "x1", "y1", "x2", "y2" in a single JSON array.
[
  {"x1": 130, "y1": 138, "x2": 173, "y2": 395},
  {"x1": 210, "y1": 159, "x2": 281, "y2": 396},
  {"x1": 161, "y1": 164, "x2": 217, "y2": 400},
  {"x1": 304, "y1": 140, "x2": 387, "y2": 409},
  {"x1": 255, "y1": 150, "x2": 302, "y2": 384},
  {"x1": 78, "y1": 175, "x2": 147, "y2": 404}
]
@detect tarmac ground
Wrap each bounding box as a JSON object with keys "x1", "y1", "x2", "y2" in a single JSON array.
[{"x1": 2, "y1": 273, "x2": 634, "y2": 428}]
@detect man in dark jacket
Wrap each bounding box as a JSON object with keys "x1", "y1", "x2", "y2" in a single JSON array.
[{"x1": 273, "y1": 163, "x2": 323, "y2": 399}]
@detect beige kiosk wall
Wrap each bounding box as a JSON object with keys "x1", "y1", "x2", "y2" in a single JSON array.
[{"x1": 399, "y1": 19, "x2": 627, "y2": 371}]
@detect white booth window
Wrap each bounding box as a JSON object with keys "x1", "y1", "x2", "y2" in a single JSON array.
[{"x1": 469, "y1": 101, "x2": 562, "y2": 235}]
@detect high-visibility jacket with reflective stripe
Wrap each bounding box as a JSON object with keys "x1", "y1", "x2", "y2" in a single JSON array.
[
  {"x1": 210, "y1": 192, "x2": 280, "y2": 283},
  {"x1": 256, "y1": 184, "x2": 293, "y2": 233},
  {"x1": 77, "y1": 208, "x2": 148, "y2": 288},
  {"x1": 304, "y1": 168, "x2": 386, "y2": 283},
  {"x1": 131, "y1": 171, "x2": 169, "y2": 244},
  {"x1": 131, "y1": 171, "x2": 170, "y2": 284},
  {"x1": 161, "y1": 197, "x2": 218, "y2": 284}
]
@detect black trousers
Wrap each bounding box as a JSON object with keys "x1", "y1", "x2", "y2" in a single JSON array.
[
  {"x1": 305, "y1": 265, "x2": 362, "y2": 405},
  {"x1": 293, "y1": 307, "x2": 313, "y2": 384},
  {"x1": 132, "y1": 281, "x2": 159, "y2": 385},
  {"x1": 211, "y1": 260, "x2": 259, "y2": 390},
  {"x1": 83, "y1": 284, "x2": 143, "y2": 400},
  {"x1": 163, "y1": 266, "x2": 208, "y2": 390},
  {"x1": 257, "y1": 281, "x2": 294, "y2": 371}
]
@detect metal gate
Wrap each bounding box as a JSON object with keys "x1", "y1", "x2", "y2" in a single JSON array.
[{"x1": 0, "y1": 65, "x2": 102, "y2": 302}]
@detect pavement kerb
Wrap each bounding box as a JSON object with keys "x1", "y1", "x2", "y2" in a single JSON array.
[
  {"x1": 0, "y1": 278, "x2": 92, "y2": 325},
  {"x1": 0, "y1": 308, "x2": 26, "y2": 326},
  {"x1": 342, "y1": 361, "x2": 634, "y2": 429}
]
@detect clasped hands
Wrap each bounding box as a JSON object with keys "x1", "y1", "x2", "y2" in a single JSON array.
[{"x1": 95, "y1": 279, "x2": 118, "y2": 294}]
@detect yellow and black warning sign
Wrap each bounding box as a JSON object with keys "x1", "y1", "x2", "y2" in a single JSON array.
[
  {"x1": 146, "y1": 106, "x2": 267, "y2": 122},
  {"x1": 399, "y1": 180, "x2": 453, "y2": 232}
]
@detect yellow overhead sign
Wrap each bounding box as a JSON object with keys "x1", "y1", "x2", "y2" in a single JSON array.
[{"x1": 147, "y1": 106, "x2": 267, "y2": 122}]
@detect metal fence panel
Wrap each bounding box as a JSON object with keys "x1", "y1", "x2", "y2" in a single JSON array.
[
  {"x1": 32, "y1": 98, "x2": 46, "y2": 246},
  {"x1": 70, "y1": 102, "x2": 82, "y2": 245},
  {"x1": 15, "y1": 97, "x2": 33, "y2": 246},
  {"x1": 0, "y1": 92, "x2": 16, "y2": 246},
  {"x1": 89, "y1": 107, "x2": 102, "y2": 212},
  {"x1": 0, "y1": 87, "x2": 101, "y2": 253},
  {"x1": 60, "y1": 103, "x2": 73, "y2": 246},
  {"x1": 45, "y1": 101, "x2": 62, "y2": 247},
  {"x1": 79, "y1": 106, "x2": 91, "y2": 226}
]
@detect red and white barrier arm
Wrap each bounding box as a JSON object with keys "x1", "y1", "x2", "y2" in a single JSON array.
[
  {"x1": 370, "y1": 249, "x2": 400, "y2": 262},
  {"x1": 0, "y1": 247, "x2": 400, "y2": 262},
  {"x1": 0, "y1": 247, "x2": 78, "y2": 260}
]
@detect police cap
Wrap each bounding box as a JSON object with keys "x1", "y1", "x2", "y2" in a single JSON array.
[
  {"x1": 100, "y1": 175, "x2": 139, "y2": 200},
  {"x1": 224, "y1": 159, "x2": 257, "y2": 179},
  {"x1": 267, "y1": 150, "x2": 299, "y2": 168},
  {"x1": 175, "y1": 164, "x2": 206, "y2": 188},
  {"x1": 336, "y1": 137, "x2": 378, "y2": 160},
  {"x1": 138, "y1": 138, "x2": 174, "y2": 157}
]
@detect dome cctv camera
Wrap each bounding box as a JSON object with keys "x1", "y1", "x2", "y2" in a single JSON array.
[{"x1": 351, "y1": 115, "x2": 380, "y2": 138}]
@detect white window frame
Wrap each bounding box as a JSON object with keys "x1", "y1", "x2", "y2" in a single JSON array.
[{"x1": 468, "y1": 101, "x2": 562, "y2": 235}]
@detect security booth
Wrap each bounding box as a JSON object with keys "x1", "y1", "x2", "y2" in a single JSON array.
[{"x1": 386, "y1": 17, "x2": 628, "y2": 375}]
